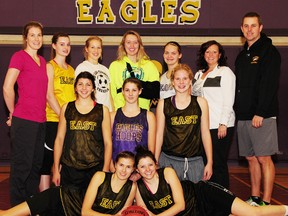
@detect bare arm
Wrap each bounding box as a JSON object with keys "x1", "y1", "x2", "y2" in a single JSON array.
[
  {"x1": 102, "y1": 106, "x2": 112, "y2": 172},
  {"x1": 155, "y1": 99, "x2": 165, "y2": 162},
  {"x1": 109, "y1": 91, "x2": 115, "y2": 112},
  {"x1": 136, "y1": 167, "x2": 185, "y2": 216},
  {"x1": 197, "y1": 97, "x2": 213, "y2": 180},
  {"x1": 52, "y1": 103, "x2": 67, "y2": 186},
  {"x1": 3, "y1": 68, "x2": 20, "y2": 126},
  {"x1": 109, "y1": 111, "x2": 116, "y2": 172},
  {"x1": 147, "y1": 111, "x2": 156, "y2": 154},
  {"x1": 160, "y1": 167, "x2": 186, "y2": 216},
  {"x1": 115, "y1": 182, "x2": 137, "y2": 215},
  {"x1": 81, "y1": 172, "x2": 107, "y2": 216},
  {"x1": 46, "y1": 63, "x2": 61, "y2": 116}
]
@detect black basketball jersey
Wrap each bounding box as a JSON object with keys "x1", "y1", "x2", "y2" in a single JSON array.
[
  {"x1": 137, "y1": 168, "x2": 200, "y2": 216},
  {"x1": 137, "y1": 168, "x2": 174, "y2": 214},
  {"x1": 162, "y1": 96, "x2": 203, "y2": 158},
  {"x1": 61, "y1": 101, "x2": 104, "y2": 169},
  {"x1": 61, "y1": 172, "x2": 133, "y2": 215},
  {"x1": 92, "y1": 172, "x2": 133, "y2": 214}
]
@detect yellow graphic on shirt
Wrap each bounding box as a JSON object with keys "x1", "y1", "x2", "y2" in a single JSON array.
[
  {"x1": 70, "y1": 120, "x2": 97, "y2": 131},
  {"x1": 99, "y1": 198, "x2": 121, "y2": 209},
  {"x1": 149, "y1": 195, "x2": 173, "y2": 209},
  {"x1": 171, "y1": 115, "x2": 198, "y2": 125}
]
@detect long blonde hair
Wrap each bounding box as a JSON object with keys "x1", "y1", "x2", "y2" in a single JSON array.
[{"x1": 117, "y1": 30, "x2": 149, "y2": 62}]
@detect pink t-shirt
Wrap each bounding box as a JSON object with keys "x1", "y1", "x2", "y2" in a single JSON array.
[{"x1": 9, "y1": 50, "x2": 48, "y2": 122}]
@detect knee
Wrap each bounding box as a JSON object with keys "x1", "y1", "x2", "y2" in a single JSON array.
[
  {"x1": 257, "y1": 156, "x2": 273, "y2": 165},
  {"x1": 245, "y1": 156, "x2": 258, "y2": 164}
]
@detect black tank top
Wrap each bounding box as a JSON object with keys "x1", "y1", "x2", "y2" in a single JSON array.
[
  {"x1": 137, "y1": 168, "x2": 174, "y2": 214},
  {"x1": 92, "y1": 172, "x2": 133, "y2": 214},
  {"x1": 61, "y1": 172, "x2": 133, "y2": 215},
  {"x1": 137, "y1": 168, "x2": 200, "y2": 216},
  {"x1": 61, "y1": 101, "x2": 104, "y2": 169},
  {"x1": 162, "y1": 96, "x2": 203, "y2": 157}
]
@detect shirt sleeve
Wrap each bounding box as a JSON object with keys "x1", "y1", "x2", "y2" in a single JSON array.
[{"x1": 219, "y1": 67, "x2": 236, "y2": 125}]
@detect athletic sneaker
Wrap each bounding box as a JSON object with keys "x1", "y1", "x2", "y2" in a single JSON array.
[
  {"x1": 259, "y1": 201, "x2": 270, "y2": 206},
  {"x1": 246, "y1": 197, "x2": 260, "y2": 207}
]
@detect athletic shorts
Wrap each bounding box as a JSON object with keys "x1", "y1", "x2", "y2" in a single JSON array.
[
  {"x1": 194, "y1": 181, "x2": 236, "y2": 216},
  {"x1": 61, "y1": 163, "x2": 103, "y2": 189},
  {"x1": 159, "y1": 152, "x2": 204, "y2": 182},
  {"x1": 26, "y1": 186, "x2": 65, "y2": 215},
  {"x1": 237, "y1": 118, "x2": 279, "y2": 157},
  {"x1": 40, "y1": 122, "x2": 58, "y2": 175}
]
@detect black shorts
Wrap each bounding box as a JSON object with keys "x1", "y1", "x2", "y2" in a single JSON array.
[
  {"x1": 61, "y1": 163, "x2": 103, "y2": 189},
  {"x1": 40, "y1": 122, "x2": 58, "y2": 175},
  {"x1": 194, "y1": 181, "x2": 236, "y2": 216},
  {"x1": 26, "y1": 186, "x2": 65, "y2": 216}
]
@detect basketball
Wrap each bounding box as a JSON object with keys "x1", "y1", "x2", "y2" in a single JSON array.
[{"x1": 121, "y1": 205, "x2": 149, "y2": 216}]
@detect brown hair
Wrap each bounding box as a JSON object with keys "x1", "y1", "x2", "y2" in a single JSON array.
[
  {"x1": 115, "y1": 151, "x2": 135, "y2": 167},
  {"x1": 122, "y1": 77, "x2": 142, "y2": 90},
  {"x1": 74, "y1": 71, "x2": 96, "y2": 101},
  {"x1": 22, "y1": 21, "x2": 43, "y2": 49},
  {"x1": 242, "y1": 12, "x2": 262, "y2": 26},
  {"x1": 50, "y1": 32, "x2": 70, "y2": 60}
]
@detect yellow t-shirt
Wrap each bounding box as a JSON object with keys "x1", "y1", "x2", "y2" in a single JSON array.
[{"x1": 46, "y1": 60, "x2": 76, "y2": 122}]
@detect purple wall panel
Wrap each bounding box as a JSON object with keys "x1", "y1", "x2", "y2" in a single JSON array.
[{"x1": 1, "y1": 0, "x2": 288, "y2": 35}]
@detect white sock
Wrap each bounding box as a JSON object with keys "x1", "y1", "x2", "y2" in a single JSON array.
[{"x1": 284, "y1": 205, "x2": 288, "y2": 216}]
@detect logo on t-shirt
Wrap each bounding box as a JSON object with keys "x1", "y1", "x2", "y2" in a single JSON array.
[{"x1": 94, "y1": 70, "x2": 110, "y2": 93}]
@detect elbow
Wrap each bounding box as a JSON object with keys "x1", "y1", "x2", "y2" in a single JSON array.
[
  {"x1": 81, "y1": 209, "x2": 88, "y2": 216},
  {"x1": 179, "y1": 202, "x2": 185, "y2": 212},
  {"x1": 46, "y1": 94, "x2": 53, "y2": 103},
  {"x1": 3, "y1": 86, "x2": 10, "y2": 98},
  {"x1": 180, "y1": 202, "x2": 186, "y2": 211}
]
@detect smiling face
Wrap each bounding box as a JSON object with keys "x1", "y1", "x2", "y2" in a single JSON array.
[
  {"x1": 114, "y1": 157, "x2": 135, "y2": 180},
  {"x1": 136, "y1": 156, "x2": 157, "y2": 180},
  {"x1": 75, "y1": 78, "x2": 94, "y2": 99},
  {"x1": 53, "y1": 36, "x2": 71, "y2": 57},
  {"x1": 172, "y1": 69, "x2": 192, "y2": 93},
  {"x1": 122, "y1": 81, "x2": 142, "y2": 104},
  {"x1": 25, "y1": 27, "x2": 43, "y2": 51},
  {"x1": 124, "y1": 34, "x2": 140, "y2": 59},
  {"x1": 241, "y1": 17, "x2": 263, "y2": 47},
  {"x1": 85, "y1": 39, "x2": 102, "y2": 64},
  {"x1": 163, "y1": 44, "x2": 182, "y2": 68},
  {"x1": 204, "y1": 44, "x2": 221, "y2": 68}
]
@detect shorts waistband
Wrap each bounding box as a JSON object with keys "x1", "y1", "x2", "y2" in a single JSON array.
[{"x1": 161, "y1": 152, "x2": 202, "y2": 162}]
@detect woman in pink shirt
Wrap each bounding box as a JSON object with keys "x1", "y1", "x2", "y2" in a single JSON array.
[{"x1": 3, "y1": 21, "x2": 48, "y2": 206}]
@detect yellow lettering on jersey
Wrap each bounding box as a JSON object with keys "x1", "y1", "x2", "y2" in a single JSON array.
[
  {"x1": 161, "y1": 0, "x2": 177, "y2": 24},
  {"x1": 70, "y1": 121, "x2": 97, "y2": 131},
  {"x1": 96, "y1": 0, "x2": 116, "y2": 24},
  {"x1": 60, "y1": 76, "x2": 74, "y2": 85},
  {"x1": 142, "y1": 0, "x2": 157, "y2": 24},
  {"x1": 178, "y1": 0, "x2": 200, "y2": 25},
  {"x1": 75, "y1": 0, "x2": 93, "y2": 24},
  {"x1": 171, "y1": 115, "x2": 198, "y2": 125},
  {"x1": 119, "y1": 0, "x2": 138, "y2": 24},
  {"x1": 99, "y1": 198, "x2": 121, "y2": 209},
  {"x1": 149, "y1": 195, "x2": 173, "y2": 209}
]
